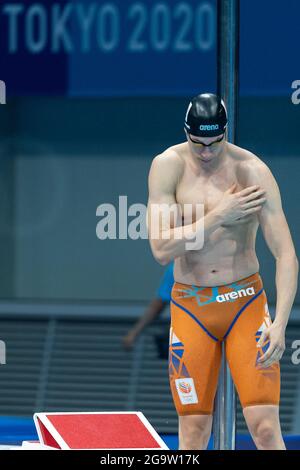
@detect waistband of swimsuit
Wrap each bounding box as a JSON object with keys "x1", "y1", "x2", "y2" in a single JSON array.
[{"x1": 173, "y1": 272, "x2": 263, "y2": 292}]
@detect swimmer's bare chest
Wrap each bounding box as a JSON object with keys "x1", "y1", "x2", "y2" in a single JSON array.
[{"x1": 173, "y1": 151, "x2": 260, "y2": 286}]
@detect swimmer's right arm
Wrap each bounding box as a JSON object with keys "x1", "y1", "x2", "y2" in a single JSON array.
[
  {"x1": 147, "y1": 154, "x2": 266, "y2": 265},
  {"x1": 147, "y1": 154, "x2": 225, "y2": 265}
]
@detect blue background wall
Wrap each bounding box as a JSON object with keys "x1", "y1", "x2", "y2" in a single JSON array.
[
  {"x1": 0, "y1": 0, "x2": 299, "y2": 303},
  {"x1": 0, "y1": 95, "x2": 299, "y2": 302}
]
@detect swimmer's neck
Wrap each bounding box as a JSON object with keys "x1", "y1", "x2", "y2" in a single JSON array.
[{"x1": 187, "y1": 144, "x2": 228, "y2": 174}]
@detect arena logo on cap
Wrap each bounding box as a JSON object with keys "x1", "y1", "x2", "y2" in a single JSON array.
[{"x1": 199, "y1": 124, "x2": 219, "y2": 131}]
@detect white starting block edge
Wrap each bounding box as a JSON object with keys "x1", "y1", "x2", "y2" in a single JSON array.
[
  {"x1": 33, "y1": 411, "x2": 169, "y2": 450},
  {"x1": 21, "y1": 441, "x2": 57, "y2": 450}
]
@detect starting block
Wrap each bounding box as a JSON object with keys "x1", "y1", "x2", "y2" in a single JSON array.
[
  {"x1": 33, "y1": 412, "x2": 168, "y2": 450},
  {"x1": 21, "y1": 441, "x2": 57, "y2": 450}
]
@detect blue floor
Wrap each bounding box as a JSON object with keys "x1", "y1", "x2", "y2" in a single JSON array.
[
  {"x1": 161, "y1": 433, "x2": 300, "y2": 450},
  {"x1": 1, "y1": 417, "x2": 300, "y2": 449}
]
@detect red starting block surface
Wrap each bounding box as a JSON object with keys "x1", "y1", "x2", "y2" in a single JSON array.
[{"x1": 34, "y1": 412, "x2": 168, "y2": 450}]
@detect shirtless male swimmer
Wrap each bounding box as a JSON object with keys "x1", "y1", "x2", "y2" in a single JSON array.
[{"x1": 147, "y1": 93, "x2": 298, "y2": 450}]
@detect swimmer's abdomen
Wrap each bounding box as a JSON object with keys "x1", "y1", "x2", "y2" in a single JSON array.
[{"x1": 174, "y1": 219, "x2": 259, "y2": 286}]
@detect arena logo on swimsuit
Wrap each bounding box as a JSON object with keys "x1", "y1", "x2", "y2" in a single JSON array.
[{"x1": 216, "y1": 287, "x2": 255, "y2": 303}]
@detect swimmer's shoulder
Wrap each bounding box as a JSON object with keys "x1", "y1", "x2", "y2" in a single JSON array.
[
  {"x1": 153, "y1": 142, "x2": 186, "y2": 167},
  {"x1": 149, "y1": 144, "x2": 186, "y2": 189},
  {"x1": 228, "y1": 142, "x2": 274, "y2": 182}
]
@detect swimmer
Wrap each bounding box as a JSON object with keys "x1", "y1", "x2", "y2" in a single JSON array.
[{"x1": 147, "y1": 93, "x2": 298, "y2": 450}]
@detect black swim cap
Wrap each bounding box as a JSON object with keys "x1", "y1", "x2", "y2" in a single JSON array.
[{"x1": 184, "y1": 93, "x2": 228, "y2": 137}]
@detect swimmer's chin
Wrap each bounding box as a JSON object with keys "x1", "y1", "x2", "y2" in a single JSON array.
[{"x1": 196, "y1": 155, "x2": 215, "y2": 162}]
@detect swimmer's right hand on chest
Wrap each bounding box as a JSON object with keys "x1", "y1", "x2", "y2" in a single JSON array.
[{"x1": 212, "y1": 184, "x2": 266, "y2": 225}]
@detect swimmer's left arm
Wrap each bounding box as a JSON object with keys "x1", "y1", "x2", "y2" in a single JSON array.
[{"x1": 254, "y1": 164, "x2": 298, "y2": 367}]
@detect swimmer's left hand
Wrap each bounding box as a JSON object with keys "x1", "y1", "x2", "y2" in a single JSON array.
[{"x1": 256, "y1": 323, "x2": 286, "y2": 368}]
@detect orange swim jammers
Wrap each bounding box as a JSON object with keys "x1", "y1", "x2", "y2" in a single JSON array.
[{"x1": 168, "y1": 272, "x2": 280, "y2": 415}]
